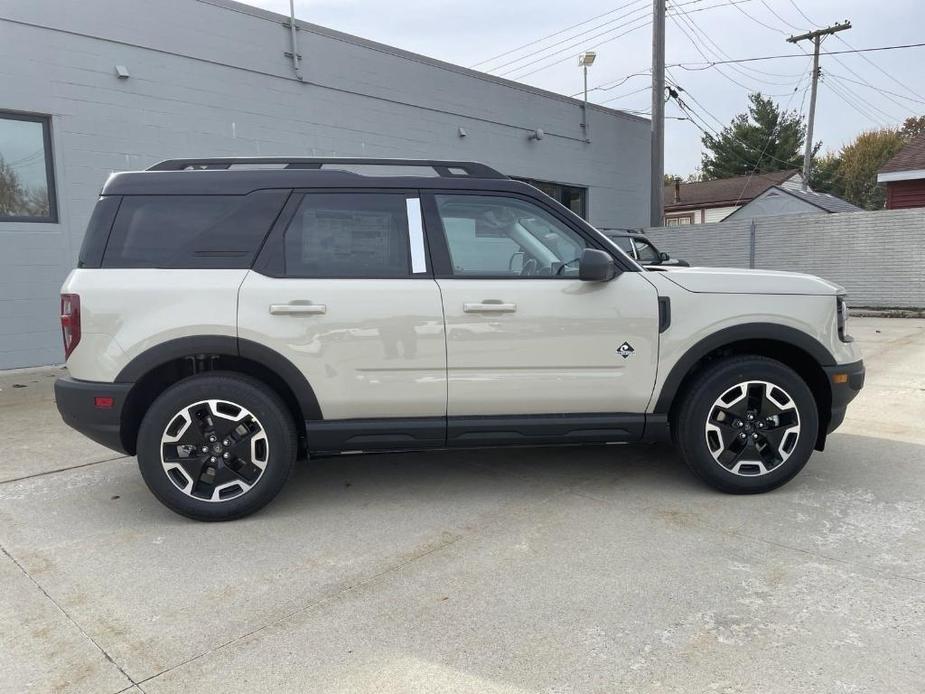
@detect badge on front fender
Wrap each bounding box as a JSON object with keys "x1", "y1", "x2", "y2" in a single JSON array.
[{"x1": 617, "y1": 342, "x2": 635, "y2": 359}]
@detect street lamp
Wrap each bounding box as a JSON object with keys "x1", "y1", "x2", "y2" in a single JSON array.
[{"x1": 578, "y1": 51, "x2": 596, "y2": 141}]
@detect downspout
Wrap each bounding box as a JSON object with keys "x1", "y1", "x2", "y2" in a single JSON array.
[{"x1": 286, "y1": 0, "x2": 304, "y2": 81}]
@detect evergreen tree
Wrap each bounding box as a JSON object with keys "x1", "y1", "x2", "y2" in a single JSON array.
[{"x1": 700, "y1": 93, "x2": 809, "y2": 180}]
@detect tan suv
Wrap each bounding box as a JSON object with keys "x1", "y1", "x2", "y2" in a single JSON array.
[{"x1": 55, "y1": 158, "x2": 865, "y2": 520}]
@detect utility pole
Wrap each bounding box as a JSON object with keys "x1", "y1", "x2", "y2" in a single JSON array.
[
  {"x1": 650, "y1": 0, "x2": 666, "y2": 226},
  {"x1": 787, "y1": 20, "x2": 851, "y2": 189}
]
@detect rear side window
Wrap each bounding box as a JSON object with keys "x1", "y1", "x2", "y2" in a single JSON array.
[
  {"x1": 283, "y1": 193, "x2": 411, "y2": 278},
  {"x1": 102, "y1": 190, "x2": 287, "y2": 269},
  {"x1": 78, "y1": 196, "x2": 121, "y2": 268}
]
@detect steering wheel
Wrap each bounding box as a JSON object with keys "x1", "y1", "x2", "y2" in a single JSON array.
[{"x1": 520, "y1": 258, "x2": 538, "y2": 276}]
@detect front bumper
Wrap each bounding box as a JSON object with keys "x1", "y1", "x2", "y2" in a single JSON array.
[
  {"x1": 55, "y1": 377, "x2": 133, "y2": 454},
  {"x1": 823, "y1": 359, "x2": 865, "y2": 434}
]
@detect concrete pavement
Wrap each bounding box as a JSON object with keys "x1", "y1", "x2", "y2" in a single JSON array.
[{"x1": 0, "y1": 317, "x2": 922, "y2": 693}]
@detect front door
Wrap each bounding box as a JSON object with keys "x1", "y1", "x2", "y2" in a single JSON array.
[{"x1": 424, "y1": 191, "x2": 659, "y2": 423}]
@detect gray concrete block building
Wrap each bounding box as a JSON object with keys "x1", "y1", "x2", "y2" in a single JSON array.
[{"x1": 0, "y1": 0, "x2": 651, "y2": 369}]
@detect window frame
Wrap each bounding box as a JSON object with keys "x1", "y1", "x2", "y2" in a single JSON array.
[
  {"x1": 0, "y1": 110, "x2": 58, "y2": 223},
  {"x1": 664, "y1": 213, "x2": 694, "y2": 226},
  {"x1": 253, "y1": 188, "x2": 434, "y2": 280},
  {"x1": 421, "y1": 189, "x2": 614, "y2": 280}
]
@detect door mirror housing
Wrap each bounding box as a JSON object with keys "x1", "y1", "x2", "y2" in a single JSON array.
[
  {"x1": 578, "y1": 248, "x2": 618, "y2": 282},
  {"x1": 659, "y1": 251, "x2": 670, "y2": 262}
]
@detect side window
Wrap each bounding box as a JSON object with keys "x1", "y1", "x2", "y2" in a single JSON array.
[
  {"x1": 434, "y1": 194, "x2": 588, "y2": 278},
  {"x1": 283, "y1": 193, "x2": 412, "y2": 278},
  {"x1": 102, "y1": 191, "x2": 287, "y2": 268}
]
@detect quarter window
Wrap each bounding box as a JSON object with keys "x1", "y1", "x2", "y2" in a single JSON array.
[
  {"x1": 284, "y1": 193, "x2": 412, "y2": 278},
  {"x1": 103, "y1": 191, "x2": 287, "y2": 268},
  {"x1": 434, "y1": 194, "x2": 588, "y2": 278},
  {"x1": 0, "y1": 112, "x2": 57, "y2": 222}
]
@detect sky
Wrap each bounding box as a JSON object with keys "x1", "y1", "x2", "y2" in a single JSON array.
[{"x1": 241, "y1": 0, "x2": 925, "y2": 177}]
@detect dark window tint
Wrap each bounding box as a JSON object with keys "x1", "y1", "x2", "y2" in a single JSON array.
[
  {"x1": 513, "y1": 177, "x2": 587, "y2": 219},
  {"x1": 284, "y1": 193, "x2": 410, "y2": 278},
  {"x1": 0, "y1": 111, "x2": 57, "y2": 222},
  {"x1": 102, "y1": 191, "x2": 287, "y2": 268},
  {"x1": 78, "y1": 196, "x2": 121, "y2": 268}
]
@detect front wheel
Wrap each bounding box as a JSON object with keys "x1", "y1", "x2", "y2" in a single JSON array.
[
  {"x1": 674, "y1": 356, "x2": 819, "y2": 494},
  {"x1": 137, "y1": 372, "x2": 296, "y2": 521}
]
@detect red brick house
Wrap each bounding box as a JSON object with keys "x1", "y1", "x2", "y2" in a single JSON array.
[{"x1": 878, "y1": 132, "x2": 925, "y2": 209}]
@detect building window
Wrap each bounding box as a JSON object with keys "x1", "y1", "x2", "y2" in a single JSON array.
[
  {"x1": 664, "y1": 214, "x2": 693, "y2": 226},
  {"x1": 513, "y1": 177, "x2": 588, "y2": 219},
  {"x1": 0, "y1": 111, "x2": 58, "y2": 223}
]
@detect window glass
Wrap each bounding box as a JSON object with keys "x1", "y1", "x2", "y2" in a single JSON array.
[
  {"x1": 0, "y1": 112, "x2": 56, "y2": 222},
  {"x1": 435, "y1": 194, "x2": 587, "y2": 277},
  {"x1": 633, "y1": 239, "x2": 660, "y2": 262},
  {"x1": 284, "y1": 193, "x2": 410, "y2": 278},
  {"x1": 512, "y1": 178, "x2": 587, "y2": 219},
  {"x1": 103, "y1": 191, "x2": 286, "y2": 268},
  {"x1": 608, "y1": 236, "x2": 634, "y2": 255}
]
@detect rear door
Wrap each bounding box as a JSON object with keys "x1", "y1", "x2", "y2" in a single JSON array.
[
  {"x1": 238, "y1": 190, "x2": 447, "y2": 448},
  {"x1": 424, "y1": 191, "x2": 660, "y2": 424}
]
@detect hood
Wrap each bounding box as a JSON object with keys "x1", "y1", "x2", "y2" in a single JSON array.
[{"x1": 659, "y1": 266, "x2": 843, "y2": 296}]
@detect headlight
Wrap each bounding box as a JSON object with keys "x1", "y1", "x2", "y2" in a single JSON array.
[{"x1": 837, "y1": 295, "x2": 853, "y2": 343}]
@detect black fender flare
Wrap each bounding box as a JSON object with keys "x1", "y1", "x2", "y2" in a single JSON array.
[
  {"x1": 116, "y1": 335, "x2": 323, "y2": 420},
  {"x1": 653, "y1": 323, "x2": 835, "y2": 414}
]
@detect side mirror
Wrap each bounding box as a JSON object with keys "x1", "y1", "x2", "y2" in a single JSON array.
[
  {"x1": 659, "y1": 251, "x2": 670, "y2": 262},
  {"x1": 578, "y1": 248, "x2": 618, "y2": 282}
]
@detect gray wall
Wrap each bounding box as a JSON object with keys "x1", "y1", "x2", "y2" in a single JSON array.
[
  {"x1": 646, "y1": 208, "x2": 925, "y2": 308},
  {"x1": 0, "y1": 0, "x2": 651, "y2": 369}
]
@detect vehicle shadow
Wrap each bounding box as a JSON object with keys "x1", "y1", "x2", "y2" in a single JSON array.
[{"x1": 266, "y1": 442, "x2": 700, "y2": 519}]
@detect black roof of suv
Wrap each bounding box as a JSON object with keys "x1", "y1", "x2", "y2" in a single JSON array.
[{"x1": 103, "y1": 157, "x2": 542, "y2": 196}]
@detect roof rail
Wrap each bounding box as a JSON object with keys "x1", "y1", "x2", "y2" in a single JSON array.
[{"x1": 146, "y1": 157, "x2": 507, "y2": 179}]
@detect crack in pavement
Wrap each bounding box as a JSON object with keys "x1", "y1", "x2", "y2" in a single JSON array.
[
  {"x1": 134, "y1": 479, "x2": 587, "y2": 688},
  {"x1": 0, "y1": 542, "x2": 137, "y2": 691},
  {"x1": 0, "y1": 455, "x2": 129, "y2": 485}
]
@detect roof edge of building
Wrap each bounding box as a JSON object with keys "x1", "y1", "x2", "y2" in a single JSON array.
[{"x1": 197, "y1": 0, "x2": 649, "y2": 124}]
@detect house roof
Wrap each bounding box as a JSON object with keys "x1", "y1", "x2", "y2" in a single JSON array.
[
  {"x1": 779, "y1": 186, "x2": 861, "y2": 213},
  {"x1": 664, "y1": 170, "x2": 799, "y2": 211},
  {"x1": 878, "y1": 132, "x2": 925, "y2": 181},
  {"x1": 724, "y1": 185, "x2": 861, "y2": 219}
]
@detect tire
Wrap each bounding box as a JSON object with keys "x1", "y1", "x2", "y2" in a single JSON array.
[
  {"x1": 673, "y1": 355, "x2": 819, "y2": 494},
  {"x1": 136, "y1": 372, "x2": 297, "y2": 521}
]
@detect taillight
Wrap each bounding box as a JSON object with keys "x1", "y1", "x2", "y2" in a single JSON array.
[{"x1": 61, "y1": 293, "x2": 81, "y2": 359}]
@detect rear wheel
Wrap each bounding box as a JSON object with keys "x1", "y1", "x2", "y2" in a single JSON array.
[
  {"x1": 674, "y1": 356, "x2": 819, "y2": 493},
  {"x1": 137, "y1": 372, "x2": 296, "y2": 520}
]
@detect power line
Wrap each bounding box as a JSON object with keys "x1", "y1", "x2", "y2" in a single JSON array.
[
  {"x1": 468, "y1": 0, "x2": 647, "y2": 69},
  {"x1": 669, "y1": 42, "x2": 925, "y2": 69},
  {"x1": 758, "y1": 0, "x2": 803, "y2": 32},
  {"x1": 669, "y1": 0, "x2": 797, "y2": 89},
  {"x1": 833, "y1": 34, "x2": 925, "y2": 105},
  {"x1": 488, "y1": 2, "x2": 651, "y2": 76},
  {"x1": 667, "y1": 65, "x2": 813, "y2": 170},
  {"x1": 571, "y1": 70, "x2": 650, "y2": 98},
  {"x1": 496, "y1": 0, "x2": 760, "y2": 82},
  {"x1": 503, "y1": 16, "x2": 652, "y2": 80},
  {"x1": 598, "y1": 85, "x2": 651, "y2": 105},
  {"x1": 787, "y1": 0, "x2": 818, "y2": 28},
  {"x1": 825, "y1": 72, "x2": 925, "y2": 107},
  {"x1": 820, "y1": 76, "x2": 889, "y2": 127}
]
